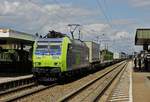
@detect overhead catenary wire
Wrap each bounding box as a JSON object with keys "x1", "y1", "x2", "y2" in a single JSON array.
[
  {"x1": 53, "y1": 0, "x2": 73, "y2": 18},
  {"x1": 81, "y1": 27, "x2": 100, "y2": 42},
  {"x1": 103, "y1": 0, "x2": 113, "y2": 23},
  {"x1": 96, "y1": 0, "x2": 119, "y2": 51},
  {"x1": 81, "y1": 25, "x2": 105, "y2": 36},
  {"x1": 53, "y1": 0, "x2": 82, "y2": 34},
  {"x1": 29, "y1": 0, "x2": 113, "y2": 41},
  {"x1": 81, "y1": 26, "x2": 105, "y2": 42},
  {"x1": 53, "y1": 0, "x2": 108, "y2": 37},
  {"x1": 96, "y1": 0, "x2": 113, "y2": 28},
  {"x1": 27, "y1": 0, "x2": 69, "y2": 34},
  {"x1": 82, "y1": 27, "x2": 97, "y2": 35},
  {"x1": 28, "y1": 0, "x2": 67, "y2": 20}
]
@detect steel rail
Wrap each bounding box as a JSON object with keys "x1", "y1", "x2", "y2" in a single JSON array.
[
  {"x1": 0, "y1": 82, "x2": 35, "y2": 96},
  {"x1": 0, "y1": 61, "x2": 125, "y2": 102},
  {"x1": 0, "y1": 83, "x2": 57, "y2": 102},
  {"x1": 58, "y1": 61, "x2": 127, "y2": 102},
  {"x1": 92, "y1": 61, "x2": 128, "y2": 102}
]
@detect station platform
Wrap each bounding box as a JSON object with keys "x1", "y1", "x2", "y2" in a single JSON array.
[
  {"x1": 107, "y1": 61, "x2": 150, "y2": 102},
  {"x1": 0, "y1": 74, "x2": 33, "y2": 84},
  {"x1": 133, "y1": 69, "x2": 150, "y2": 102}
]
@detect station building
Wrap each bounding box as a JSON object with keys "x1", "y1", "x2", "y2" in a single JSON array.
[{"x1": 0, "y1": 28, "x2": 36, "y2": 73}]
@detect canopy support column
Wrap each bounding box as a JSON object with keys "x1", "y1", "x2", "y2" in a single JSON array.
[{"x1": 143, "y1": 44, "x2": 148, "y2": 51}]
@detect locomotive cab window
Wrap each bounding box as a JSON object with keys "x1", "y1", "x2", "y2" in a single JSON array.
[
  {"x1": 49, "y1": 45, "x2": 61, "y2": 55},
  {"x1": 35, "y1": 45, "x2": 49, "y2": 55}
]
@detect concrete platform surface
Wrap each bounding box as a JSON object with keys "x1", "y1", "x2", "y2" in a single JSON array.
[
  {"x1": 133, "y1": 67, "x2": 150, "y2": 102},
  {"x1": 0, "y1": 74, "x2": 33, "y2": 84}
]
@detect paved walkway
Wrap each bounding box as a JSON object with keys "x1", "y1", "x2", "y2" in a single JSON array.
[
  {"x1": 132, "y1": 62, "x2": 150, "y2": 102},
  {"x1": 0, "y1": 74, "x2": 33, "y2": 84},
  {"x1": 108, "y1": 61, "x2": 132, "y2": 102}
]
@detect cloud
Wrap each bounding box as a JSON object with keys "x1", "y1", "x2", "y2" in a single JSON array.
[
  {"x1": 81, "y1": 23, "x2": 132, "y2": 42},
  {"x1": 44, "y1": 3, "x2": 92, "y2": 17},
  {"x1": 111, "y1": 31, "x2": 131, "y2": 40},
  {"x1": 0, "y1": 1, "x2": 43, "y2": 16},
  {"x1": 0, "y1": 0, "x2": 136, "y2": 53},
  {"x1": 83, "y1": 23, "x2": 110, "y2": 32},
  {"x1": 129, "y1": 0, "x2": 150, "y2": 7},
  {"x1": 0, "y1": 1, "x2": 19, "y2": 15},
  {"x1": 80, "y1": 23, "x2": 134, "y2": 53},
  {"x1": 0, "y1": 0, "x2": 96, "y2": 34},
  {"x1": 80, "y1": 23, "x2": 111, "y2": 41},
  {"x1": 112, "y1": 19, "x2": 137, "y2": 26}
]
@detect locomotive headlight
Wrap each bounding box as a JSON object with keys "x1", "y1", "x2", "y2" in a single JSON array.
[
  {"x1": 34, "y1": 62, "x2": 41, "y2": 66},
  {"x1": 54, "y1": 62, "x2": 61, "y2": 66},
  {"x1": 54, "y1": 62, "x2": 58, "y2": 66}
]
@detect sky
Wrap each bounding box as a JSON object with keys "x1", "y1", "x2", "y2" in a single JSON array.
[{"x1": 0, "y1": 0, "x2": 150, "y2": 54}]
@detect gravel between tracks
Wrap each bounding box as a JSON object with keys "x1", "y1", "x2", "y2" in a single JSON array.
[
  {"x1": 17, "y1": 62, "x2": 124, "y2": 102},
  {"x1": 66, "y1": 63, "x2": 126, "y2": 102}
]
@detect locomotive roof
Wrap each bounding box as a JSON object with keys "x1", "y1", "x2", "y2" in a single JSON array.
[
  {"x1": 43, "y1": 30, "x2": 69, "y2": 38},
  {"x1": 37, "y1": 37, "x2": 87, "y2": 47},
  {"x1": 37, "y1": 38, "x2": 63, "y2": 42}
]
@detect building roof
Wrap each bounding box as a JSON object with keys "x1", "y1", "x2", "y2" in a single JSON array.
[
  {"x1": 135, "y1": 28, "x2": 150, "y2": 45},
  {"x1": 0, "y1": 28, "x2": 36, "y2": 45}
]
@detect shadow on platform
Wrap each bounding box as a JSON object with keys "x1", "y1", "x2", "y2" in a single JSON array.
[
  {"x1": 133, "y1": 67, "x2": 149, "y2": 72},
  {"x1": 147, "y1": 76, "x2": 150, "y2": 80}
]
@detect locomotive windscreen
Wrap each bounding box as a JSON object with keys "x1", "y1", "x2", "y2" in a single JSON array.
[
  {"x1": 35, "y1": 45, "x2": 49, "y2": 55},
  {"x1": 49, "y1": 45, "x2": 61, "y2": 55},
  {"x1": 35, "y1": 41, "x2": 61, "y2": 55}
]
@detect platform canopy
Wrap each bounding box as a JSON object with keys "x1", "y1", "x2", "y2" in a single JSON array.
[
  {"x1": 0, "y1": 28, "x2": 36, "y2": 45},
  {"x1": 135, "y1": 29, "x2": 150, "y2": 45}
]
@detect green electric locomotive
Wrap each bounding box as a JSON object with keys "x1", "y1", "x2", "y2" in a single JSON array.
[{"x1": 32, "y1": 31, "x2": 89, "y2": 81}]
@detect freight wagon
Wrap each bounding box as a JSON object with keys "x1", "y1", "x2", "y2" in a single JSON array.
[{"x1": 84, "y1": 41, "x2": 101, "y2": 69}]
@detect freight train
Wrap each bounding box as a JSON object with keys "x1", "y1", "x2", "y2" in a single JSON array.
[{"x1": 32, "y1": 31, "x2": 121, "y2": 81}]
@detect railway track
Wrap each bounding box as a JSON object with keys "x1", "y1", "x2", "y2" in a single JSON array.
[
  {"x1": 58, "y1": 61, "x2": 128, "y2": 102},
  {"x1": 0, "y1": 75, "x2": 33, "y2": 92},
  {"x1": 0, "y1": 83, "x2": 57, "y2": 102},
  {"x1": 0, "y1": 75, "x2": 57, "y2": 102},
  {"x1": 0, "y1": 61, "x2": 128, "y2": 102},
  {"x1": 107, "y1": 61, "x2": 132, "y2": 102}
]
